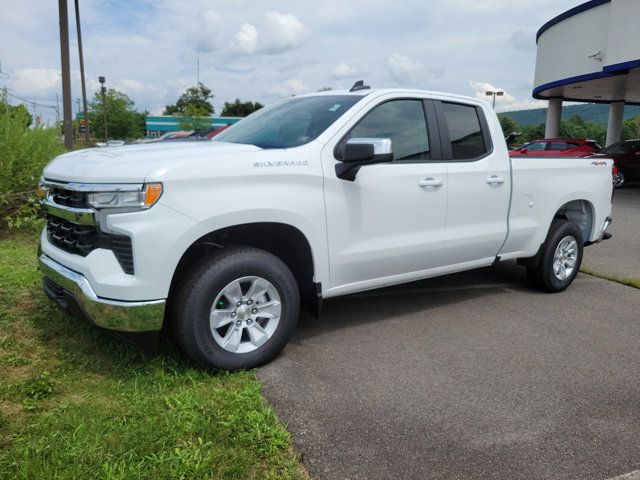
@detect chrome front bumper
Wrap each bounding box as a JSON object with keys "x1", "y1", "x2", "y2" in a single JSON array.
[{"x1": 39, "y1": 254, "x2": 165, "y2": 332}]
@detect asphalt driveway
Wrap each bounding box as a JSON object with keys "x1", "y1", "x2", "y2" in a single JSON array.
[
  {"x1": 258, "y1": 263, "x2": 640, "y2": 479},
  {"x1": 583, "y1": 187, "x2": 640, "y2": 281}
]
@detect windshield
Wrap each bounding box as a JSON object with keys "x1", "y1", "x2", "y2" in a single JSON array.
[
  {"x1": 214, "y1": 95, "x2": 362, "y2": 149},
  {"x1": 601, "y1": 141, "x2": 640, "y2": 155}
]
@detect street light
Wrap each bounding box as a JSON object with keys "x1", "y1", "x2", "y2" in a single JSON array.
[
  {"x1": 486, "y1": 90, "x2": 504, "y2": 109},
  {"x1": 99, "y1": 76, "x2": 107, "y2": 141}
]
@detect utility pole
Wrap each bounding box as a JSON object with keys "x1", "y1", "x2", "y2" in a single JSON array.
[
  {"x1": 74, "y1": 0, "x2": 91, "y2": 146},
  {"x1": 58, "y1": 0, "x2": 73, "y2": 150},
  {"x1": 99, "y1": 76, "x2": 107, "y2": 141}
]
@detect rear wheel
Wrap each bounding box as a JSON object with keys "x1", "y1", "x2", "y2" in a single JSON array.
[
  {"x1": 526, "y1": 219, "x2": 583, "y2": 292},
  {"x1": 173, "y1": 247, "x2": 299, "y2": 370},
  {"x1": 613, "y1": 169, "x2": 625, "y2": 189}
]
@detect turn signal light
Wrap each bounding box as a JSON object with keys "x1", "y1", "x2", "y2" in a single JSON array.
[{"x1": 144, "y1": 183, "x2": 163, "y2": 207}]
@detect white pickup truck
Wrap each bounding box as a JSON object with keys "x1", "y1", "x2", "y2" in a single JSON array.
[{"x1": 38, "y1": 83, "x2": 613, "y2": 370}]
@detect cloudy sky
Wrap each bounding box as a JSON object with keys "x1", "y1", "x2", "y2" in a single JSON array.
[{"x1": 0, "y1": 0, "x2": 584, "y2": 124}]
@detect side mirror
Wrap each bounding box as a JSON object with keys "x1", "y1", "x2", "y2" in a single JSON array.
[
  {"x1": 336, "y1": 138, "x2": 393, "y2": 181},
  {"x1": 520, "y1": 148, "x2": 528, "y2": 153}
]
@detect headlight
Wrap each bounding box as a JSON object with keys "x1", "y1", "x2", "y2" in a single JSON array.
[{"x1": 87, "y1": 183, "x2": 163, "y2": 209}]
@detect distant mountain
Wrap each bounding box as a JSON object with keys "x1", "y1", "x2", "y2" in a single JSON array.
[{"x1": 500, "y1": 104, "x2": 640, "y2": 126}]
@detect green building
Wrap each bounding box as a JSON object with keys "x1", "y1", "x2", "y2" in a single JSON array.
[{"x1": 144, "y1": 115, "x2": 241, "y2": 138}]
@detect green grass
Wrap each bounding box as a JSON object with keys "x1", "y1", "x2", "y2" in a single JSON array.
[
  {"x1": 580, "y1": 265, "x2": 640, "y2": 289},
  {"x1": 0, "y1": 231, "x2": 305, "y2": 480}
]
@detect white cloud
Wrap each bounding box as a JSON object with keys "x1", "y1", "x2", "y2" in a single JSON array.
[
  {"x1": 263, "y1": 12, "x2": 311, "y2": 53},
  {"x1": 202, "y1": 10, "x2": 224, "y2": 30},
  {"x1": 232, "y1": 12, "x2": 310, "y2": 56},
  {"x1": 116, "y1": 79, "x2": 166, "y2": 103},
  {"x1": 445, "y1": 0, "x2": 544, "y2": 11},
  {"x1": 269, "y1": 78, "x2": 308, "y2": 97},
  {"x1": 10, "y1": 68, "x2": 61, "y2": 95},
  {"x1": 386, "y1": 53, "x2": 419, "y2": 84},
  {"x1": 468, "y1": 81, "x2": 546, "y2": 112},
  {"x1": 469, "y1": 81, "x2": 515, "y2": 102},
  {"x1": 331, "y1": 63, "x2": 358, "y2": 79},
  {"x1": 192, "y1": 10, "x2": 224, "y2": 52},
  {"x1": 234, "y1": 23, "x2": 259, "y2": 55},
  {"x1": 117, "y1": 79, "x2": 147, "y2": 95},
  {"x1": 510, "y1": 30, "x2": 535, "y2": 52}
]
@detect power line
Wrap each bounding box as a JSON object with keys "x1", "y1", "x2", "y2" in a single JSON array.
[
  {"x1": 2, "y1": 87, "x2": 61, "y2": 128},
  {"x1": 2, "y1": 87, "x2": 59, "y2": 110}
]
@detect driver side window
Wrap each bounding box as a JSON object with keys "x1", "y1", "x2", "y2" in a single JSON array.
[{"x1": 348, "y1": 100, "x2": 430, "y2": 162}]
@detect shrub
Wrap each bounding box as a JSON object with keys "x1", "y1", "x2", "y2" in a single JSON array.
[{"x1": 0, "y1": 103, "x2": 65, "y2": 230}]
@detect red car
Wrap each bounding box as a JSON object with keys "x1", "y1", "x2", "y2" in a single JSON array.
[
  {"x1": 588, "y1": 139, "x2": 640, "y2": 188},
  {"x1": 510, "y1": 138, "x2": 601, "y2": 157},
  {"x1": 205, "y1": 125, "x2": 231, "y2": 139}
]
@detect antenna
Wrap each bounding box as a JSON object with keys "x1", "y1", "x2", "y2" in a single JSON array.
[{"x1": 349, "y1": 80, "x2": 370, "y2": 92}]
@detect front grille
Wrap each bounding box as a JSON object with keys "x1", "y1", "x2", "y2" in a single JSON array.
[
  {"x1": 45, "y1": 214, "x2": 135, "y2": 275},
  {"x1": 51, "y1": 187, "x2": 89, "y2": 209},
  {"x1": 46, "y1": 215, "x2": 98, "y2": 256}
]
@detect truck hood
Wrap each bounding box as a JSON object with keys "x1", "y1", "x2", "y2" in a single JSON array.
[{"x1": 43, "y1": 141, "x2": 262, "y2": 183}]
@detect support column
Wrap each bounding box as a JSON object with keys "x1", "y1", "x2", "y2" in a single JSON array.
[
  {"x1": 545, "y1": 98, "x2": 562, "y2": 138},
  {"x1": 605, "y1": 101, "x2": 625, "y2": 146}
]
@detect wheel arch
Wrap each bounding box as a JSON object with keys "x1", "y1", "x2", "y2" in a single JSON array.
[
  {"x1": 167, "y1": 222, "x2": 320, "y2": 317},
  {"x1": 553, "y1": 198, "x2": 595, "y2": 244},
  {"x1": 518, "y1": 198, "x2": 595, "y2": 269}
]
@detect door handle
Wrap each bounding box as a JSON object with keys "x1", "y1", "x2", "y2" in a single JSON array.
[
  {"x1": 486, "y1": 175, "x2": 505, "y2": 185},
  {"x1": 419, "y1": 178, "x2": 444, "y2": 188}
]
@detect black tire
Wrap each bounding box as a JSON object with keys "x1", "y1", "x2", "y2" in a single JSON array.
[
  {"x1": 526, "y1": 218, "x2": 584, "y2": 293},
  {"x1": 172, "y1": 246, "x2": 299, "y2": 371},
  {"x1": 613, "y1": 169, "x2": 625, "y2": 189}
]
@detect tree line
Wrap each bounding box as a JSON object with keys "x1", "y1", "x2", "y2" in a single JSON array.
[
  {"x1": 499, "y1": 114, "x2": 640, "y2": 148},
  {"x1": 87, "y1": 82, "x2": 264, "y2": 141}
]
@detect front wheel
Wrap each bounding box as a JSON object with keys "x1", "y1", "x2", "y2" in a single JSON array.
[
  {"x1": 526, "y1": 219, "x2": 584, "y2": 292},
  {"x1": 173, "y1": 247, "x2": 300, "y2": 371}
]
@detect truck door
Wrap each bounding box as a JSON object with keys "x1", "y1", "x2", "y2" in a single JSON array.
[
  {"x1": 433, "y1": 100, "x2": 510, "y2": 265},
  {"x1": 322, "y1": 97, "x2": 449, "y2": 293}
]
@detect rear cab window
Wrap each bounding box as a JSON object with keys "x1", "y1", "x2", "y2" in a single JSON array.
[{"x1": 438, "y1": 102, "x2": 490, "y2": 160}]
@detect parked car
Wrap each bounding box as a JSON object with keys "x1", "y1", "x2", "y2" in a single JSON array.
[
  {"x1": 205, "y1": 125, "x2": 231, "y2": 139},
  {"x1": 95, "y1": 140, "x2": 126, "y2": 147},
  {"x1": 510, "y1": 138, "x2": 601, "y2": 157},
  {"x1": 156, "y1": 131, "x2": 193, "y2": 142},
  {"x1": 588, "y1": 139, "x2": 640, "y2": 188},
  {"x1": 183, "y1": 126, "x2": 232, "y2": 141},
  {"x1": 38, "y1": 85, "x2": 614, "y2": 370}
]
